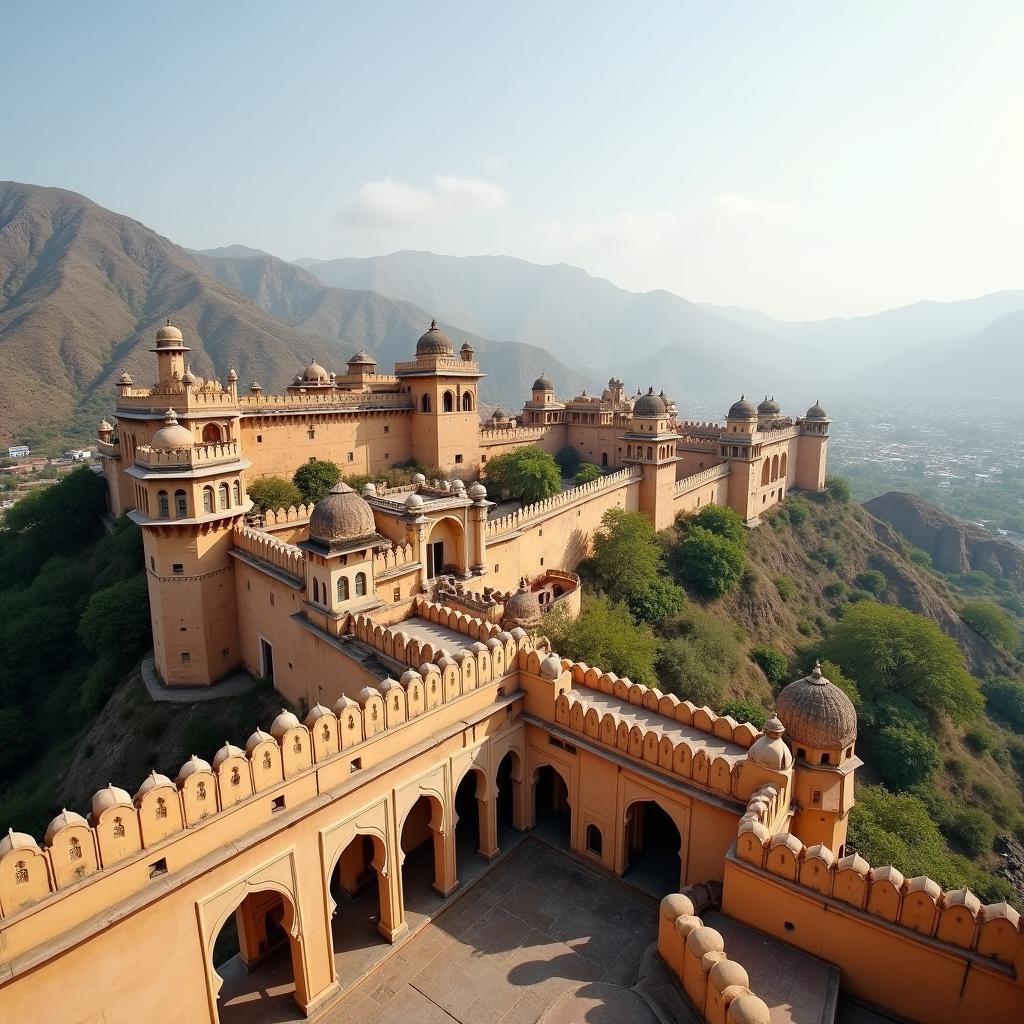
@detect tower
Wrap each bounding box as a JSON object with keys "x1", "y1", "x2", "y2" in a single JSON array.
[
  {"x1": 796, "y1": 401, "x2": 830, "y2": 490},
  {"x1": 397, "y1": 321, "x2": 483, "y2": 471},
  {"x1": 623, "y1": 387, "x2": 680, "y2": 530},
  {"x1": 127, "y1": 408, "x2": 251, "y2": 686},
  {"x1": 152, "y1": 320, "x2": 189, "y2": 387},
  {"x1": 775, "y1": 662, "x2": 860, "y2": 853},
  {"x1": 721, "y1": 395, "x2": 759, "y2": 522}
]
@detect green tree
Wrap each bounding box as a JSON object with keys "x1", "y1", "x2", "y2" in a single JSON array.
[
  {"x1": 671, "y1": 526, "x2": 745, "y2": 598},
  {"x1": 484, "y1": 447, "x2": 561, "y2": 505},
  {"x1": 575, "y1": 463, "x2": 602, "y2": 485},
  {"x1": 749, "y1": 644, "x2": 789, "y2": 686},
  {"x1": 292, "y1": 460, "x2": 341, "y2": 503},
  {"x1": 555, "y1": 446, "x2": 581, "y2": 477},
  {"x1": 944, "y1": 808, "x2": 997, "y2": 857},
  {"x1": 821, "y1": 602, "x2": 983, "y2": 723},
  {"x1": 984, "y1": 677, "x2": 1024, "y2": 730},
  {"x1": 654, "y1": 604, "x2": 743, "y2": 706},
  {"x1": 825, "y1": 476, "x2": 851, "y2": 502},
  {"x1": 0, "y1": 708, "x2": 34, "y2": 776},
  {"x1": 78, "y1": 574, "x2": 152, "y2": 670},
  {"x1": 855, "y1": 570, "x2": 888, "y2": 597},
  {"x1": 686, "y1": 504, "x2": 747, "y2": 547},
  {"x1": 960, "y1": 599, "x2": 1019, "y2": 651},
  {"x1": 869, "y1": 724, "x2": 940, "y2": 789},
  {"x1": 719, "y1": 697, "x2": 768, "y2": 729},
  {"x1": 544, "y1": 595, "x2": 658, "y2": 686},
  {"x1": 249, "y1": 475, "x2": 303, "y2": 512}
]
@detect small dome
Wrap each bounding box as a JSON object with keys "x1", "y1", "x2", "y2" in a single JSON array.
[
  {"x1": 491, "y1": 407, "x2": 506, "y2": 421},
  {"x1": 412, "y1": 472, "x2": 426, "y2": 485},
  {"x1": 404, "y1": 492, "x2": 424, "y2": 512},
  {"x1": 304, "y1": 703, "x2": 333, "y2": 726},
  {"x1": 634, "y1": 387, "x2": 667, "y2": 417},
  {"x1": 468, "y1": 481, "x2": 487, "y2": 500},
  {"x1": 134, "y1": 770, "x2": 175, "y2": 802},
  {"x1": 212, "y1": 742, "x2": 245, "y2": 769},
  {"x1": 308, "y1": 482, "x2": 377, "y2": 548},
  {"x1": 460, "y1": 340, "x2": 475, "y2": 358},
  {"x1": 347, "y1": 349, "x2": 377, "y2": 366},
  {"x1": 416, "y1": 319, "x2": 454, "y2": 356},
  {"x1": 727, "y1": 994, "x2": 772, "y2": 1024},
  {"x1": 540, "y1": 653, "x2": 564, "y2": 679},
  {"x1": 805, "y1": 400, "x2": 829, "y2": 420},
  {"x1": 250, "y1": 379, "x2": 262, "y2": 393},
  {"x1": 98, "y1": 418, "x2": 113, "y2": 433},
  {"x1": 155, "y1": 320, "x2": 184, "y2": 345},
  {"x1": 245, "y1": 728, "x2": 274, "y2": 753},
  {"x1": 0, "y1": 828, "x2": 39, "y2": 856},
  {"x1": 151, "y1": 409, "x2": 194, "y2": 449},
  {"x1": 776, "y1": 661, "x2": 856, "y2": 751},
  {"x1": 91, "y1": 784, "x2": 133, "y2": 819},
  {"x1": 227, "y1": 367, "x2": 238, "y2": 382},
  {"x1": 176, "y1": 755, "x2": 212, "y2": 783},
  {"x1": 757, "y1": 395, "x2": 781, "y2": 415},
  {"x1": 45, "y1": 809, "x2": 88, "y2": 845},
  {"x1": 270, "y1": 709, "x2": 301, "y2": 739},
  {"x1": 119, "y1": 370, "x2": 134, "y2": 385},
  {"x1": 451, "y1": 478, "x2": 466, "y2": 493},
  {"x1": 728, "y1": 395, "x2": 758, "y2": 419},
  {"x1": 301, "y1": 361, "x2": 330, "y2": 384},
  {"x1": 181, "y1": 365, "x2": 196, "y2": 385},
  {"x1": 532, "y1": 373, "x2": 554, "y2": 391},
  {"x1": 502, "y1": 579, "x2": 542, "y2": 631},
  {"x1": 747, "y1": 717, "x2": 794, "y2": 770},
  {"x1": 361, "y1": 482, "x2": 377, "y2": 497}
]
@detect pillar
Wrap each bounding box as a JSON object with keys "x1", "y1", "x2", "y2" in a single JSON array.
[
  {"x1": 432, "y1": 821, "x2": 459, "y2": 897},
  {"x1": 477, "y1": 789, "x2": 500, "y2": 860},
  {"x1": 376, "y1": 860, "x2": 407, "y2": 943}
]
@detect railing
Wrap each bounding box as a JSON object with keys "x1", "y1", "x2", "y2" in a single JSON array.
[
  {"x1": 373, "y1": 541, "x2": 417, "y2": 575},
  {"x1": 116, "y1": 388, "x2": 237, "y2": 412},
  {"x1": 485, "y1": 467, "x2": 640, "y2": 537},
  {"x1": 232, "y1": 524, "x2": 306, "y2": 580},
  {"x1": 133, "y1": 439, "x2": 243, "y2": 468},
  {"x1": 394, "y1": 356, "x2": 480, "y2": 374},
  {"x1": 755, "y1": 426, "x2": 798, "y2": 443},
  {"x1": 673, "y1": 462, "x2": 730, "y2": 495}
]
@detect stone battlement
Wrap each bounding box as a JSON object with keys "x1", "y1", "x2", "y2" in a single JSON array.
[
  {"x1": 134, "y1": 439, "x2": 243, "y2": 468},
  {"x1": 477, "y1": 425, "x2": 548, "y2": 445},
  {"x1": 233, "y1": 524, "x2": 306, "y2": 580},
  {"x1": 674, "y1": 462, "x2": 731, "y2": 495}
]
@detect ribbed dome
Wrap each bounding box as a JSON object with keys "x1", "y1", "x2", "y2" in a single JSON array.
[
  {"x1": 90, "y1": 784, "x2": 133, "y2": 819},
  {"x1": 347, "y1": 349, "x2": 376, "y2": 366},
  {"x1": 728, "y1": 395, "x2": 758, "y2": 419},
  {"x1": 758, "y1": 395, "x2": 781, "y2": 415},
  {"x1": 0, "y1": 829, "x2": 39, "y2": 856},
  {"x1": 309, "y1": 482, "x2": 376, "y2": 548},
  {"x1": 151, "y1": 409, "x2": 194, "y2": 449},
  {"x1": 416, "y1": 319, "x2": 454, "y2": 356},
  {"x1": 45, "y1": 809, "x2": 88, "y2": 844},
  {"x1": 776, "y1": 661, "x2": 856, "y2": 750},
  {"x1": 98, "y1": 419, "x2": 113, "y2": 432},
  {"x1": 502, "y1": 579, "x2": 542, "y2": 630},
  {"x1": 301, "y1": 361, "x2": 331, "y2": 384},
  {"x1": 134, "y1": 771, "x2": 175, "y2": 802},
  {"x1": 155, "y1": 320, "x2": 183, "y2": 346},
  {"x1": 634, "y1": 387, "x2": 667, "y2": 416},
  {"x1": 805, "y1": 401, "x2": 829, "y2": 420},
  {"x1": 532, "y1": 374, "x2": 554, "y2": 391}
]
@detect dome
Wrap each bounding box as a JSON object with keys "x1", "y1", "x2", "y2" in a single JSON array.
[
  {"x1": 270, "y1": 709, "x2": 301, "y2": 739},
  {"x1": 308, "y1": 482, "x2": 377, "y2": 548},
  {"x1": 151, "y1": 409, "x2": 194, "y2": 449},
  {"x1": 45, "y1": 809, "x2": 88, "y2": 844},
  {"x1": 301, "y1": 361, "x2": 330, "y2": 384},
  {"x1": 361, "y1": 482, "x2": 377, "y2": 497},
  {"x1": 90, "y1": 784, "x2": 133, "y2": 819},
  {"x1": 540, "y1": 653, "x2": 564, "y2": 679},
  {"x1": 0, "y1": 828, "x2": 39, "y2": 856},
  {"x1": 416, "y1": 319, "x2": 454, "y2": 356},
  {"x1": 728, "y1": 395, "x2": 758, "y2": 419},
  {"x1": 412, "y1": 472, "x2": 426, "y2": 485},
  {"x1": 491, "y1": 407, "x2": 506, "y2": 421},
  {"x1": 245, "y1": 728, "x2": 274, "y2": 753},
  {"x1": 460, "y1": 340, "x2": 475, "y2": 358},
  {"x1": 776, "y1": 661, "x2": 857, "y2": 751},
  {"x1": 347, "y1": 349, "x2": 376, "y2": 366},
  {"x1": 532, "y1": 374, "x2": 554, "y2": 391},
  {"x1": 155, "y1": 320, "x2": 184, "y2": 346},
  {"x1": 634, "y1": 387, "x2": 667, "y2": 417},
  {"x1": 227, "y1": 367, "x2": 238, "y2": 382},
  {"x1": 747, "y1": 717, "x2": 794, "y2": 770},
  {"x1": 119, "y1": 370, "x2": 134, "y2": 385},
  {"x1": 212, "y1": 742, "x2": 245, "y2": 769},
  {"x1": 502, "y1": 579, "x2": 542, "y2": 631},
  {"x1": 404, "y1": 492, "x2": 424, "y2": 512},
  {"x1": 98, "y1": 418, "x2": 113, "y2": 433},
  {"x1": 181, "y1": 365, "x2": 196, "y2": 385},
  {"x1": 468, "y1": 481, "x2": 487, "y2": 501},
  {"x1": 805, "y1": 400, "x2": 829, "y2": 420},
  {"x1": 304, "y1": 703, "x2": 333, "y2": 726},
  {"x1": 134, "y1": 771, "x2": 174, "y2": 802},
  {"x1": 757, "y1": 395, "x2": 781, "y2": 415},
  {"x1": 176, "y1": 755, "x2": 212, "y2": 783}
]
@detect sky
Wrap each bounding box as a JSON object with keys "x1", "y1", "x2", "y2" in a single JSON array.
[{"x1": 3, "y1": 1, "x2": 1023, "y2": 320}]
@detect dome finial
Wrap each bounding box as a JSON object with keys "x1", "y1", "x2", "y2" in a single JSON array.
[{"x1": 430, "y1": 317, "x2": 437, "y2": 330}]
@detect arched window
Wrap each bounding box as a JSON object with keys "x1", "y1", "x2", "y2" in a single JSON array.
[
  {"x1": 232, "y1": 480, "x2": 241, "y2": 505},
  {"x1": 761, "y1": 460, "x2": 770, "y2": 485},
  {"x1": 421, "y1": 393, "x2": 431, "y2": 413},
  {"x1": 780, "y1": 452, "x2": 788, "y2": 478},
  {"x1": 313, "y1": 578, "x2": 320, "y2": 603},
  {"x1": 771, "y1": 454, "x2": 779, "y2": 481},
  {"x1": 461, "y1": 391, "x2": 473, "y2": 411},
  {"x1": 218, "y1": 482, "x2": 229, "y2": 509},
  {"x1": 202, "y1": 423, "x2": 221, "y2": 443},
  {"x1": 355, "y1": 572, "x2": 367, "y2": 597},
  {"x1": 337, "y1": 576, "x2": 349, "y2": 602},
  {"x1": 586, "y1": 823, "x2": 603, "y2": 856},
  {"x1": 443, "y1": 390, "x2": 454, "y2": 413},
  {"x1": 646, "y1": 446, "x2": 653, "y2": 460},
  {"x1": 174, "y1": 489, "x2": 187, "y2": 517},
  {"x1": 202, "y1": 486, "x2": 214, "y2": 514},
  {"x1": 157, "y1": 490, "x2": 169, "y2": 518}
]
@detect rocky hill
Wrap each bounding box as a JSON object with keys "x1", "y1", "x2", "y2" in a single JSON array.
[{"x1": 865, "y1": 491, "x2": 1024, "y2": 579}]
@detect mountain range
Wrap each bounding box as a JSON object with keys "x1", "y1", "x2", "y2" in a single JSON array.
[{"x1": 1, "y1": 180, "x2": 1022, "y2": 448}]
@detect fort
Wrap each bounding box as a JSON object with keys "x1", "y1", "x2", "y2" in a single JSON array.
[{"x1": 0, "y1": 320, "x2": 1020, "y2": 1024}]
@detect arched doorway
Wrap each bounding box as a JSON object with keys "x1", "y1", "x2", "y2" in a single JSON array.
[
  {"x1": 212, "y1": 888, "x2": 304, "y2": 1023},
  {"x1": 533, "y1": 764, "x2": 571, "y2": 850},
  {"x1": 454, "y1": 768, "x2": 487, "y2": 865},
  {"x1": 623, "y1": 800, "x2": 683, "y2": 898},
  {"x1": 202, "y1": 422, "x2": 223, "y2": 443},
  {"x1": 425, "y1": 517, "x2": 466, "y2": 578},
  {"x1": 327, "y1": 833, "x2": 393, "y2": 990},
  {"x1": 496, "y1": 750, "x2": 523, "y2": 843},
  {"x1": 400, "y1": 794, "x2": 450, "y2": 923}
]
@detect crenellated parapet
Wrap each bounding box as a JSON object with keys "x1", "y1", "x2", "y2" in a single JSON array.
[
  {"x1": 373, "y1": 541, "x2": 417, "y2": 576},
  {"x1": 674, "y1": 463, "x2": 731, "y2": 495},
  {"x1": 260, "y1": 503, "x2": 314, "y2": 527},
  {"x1": 477, "y1": 425, "x2": 548, "y2": 445},
  {"x1": 233, "y1": 524, "x2": 306, "y2": 580}
]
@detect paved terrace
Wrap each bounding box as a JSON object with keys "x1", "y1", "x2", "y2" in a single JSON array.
[{"x1": 395, "y1": 616, "x2": 485, "y2": 654}]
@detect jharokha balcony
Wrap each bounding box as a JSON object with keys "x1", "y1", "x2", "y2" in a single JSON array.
[{"x1": 133, "y1": 439, "x2": 244, "y2": 469}]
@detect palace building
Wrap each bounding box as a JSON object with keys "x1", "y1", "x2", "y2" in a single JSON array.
[{"x1": 0, "y1": 319, "x2": 1019, "y2": 1024}]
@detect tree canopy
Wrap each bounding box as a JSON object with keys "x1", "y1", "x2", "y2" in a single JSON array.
[
  {"x1": 670, "y1": 526, "x2": 746, "y2": 598},
  {"x1": 484, "y1": 447, "x2": 562, "y2": 505},
  {"x1": 654, "y1": 604, "x2": 743, "y2": 707},
  {"x1": 292, "y1": 460, "x2": 341, "y2": 503},
  {"x1": 821, "y1": 602, "x2": 983, "y2": 723},
  {"x1": 960, "y1": 599, "x2": 1019, "y2": 651},
  {"x1": 249, "y1": 475, "x2": 302, "y2": 512},
  {"x1": 575, "y1": 463, "x2": 602, "y2": 485}
]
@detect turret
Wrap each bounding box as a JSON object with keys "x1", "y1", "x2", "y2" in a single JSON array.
[
  {"x1": 151, "y1": 320, "x2": 190, "y2": 388},
  {"x1": 623, "y1": 387, "x2": 680, "y2": 529},
  {"x1": 796, "y1": 400, "x2": 830, "y2": 490}
]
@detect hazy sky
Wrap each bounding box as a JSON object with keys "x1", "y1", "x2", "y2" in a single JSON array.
[{"x1": 4, "y1": 2, "x2": 1023, "y2": 319}]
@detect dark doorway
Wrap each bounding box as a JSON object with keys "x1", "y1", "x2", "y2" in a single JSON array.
[
  {"x1": 328, "y1": 835, "x2": 389, "y2": 991},
  {"x1": 533, "y1": 765, "x2": 571, "y2": 850},
  {"x1": 623, "y1": 800, "x2": 682, "y2": 898},
  {"x1": 426, "y1": 540, "x2": 444, "y2": 579},
  {"x1": 496, "y1": 752, "x2": 517, "y2": 842},
  {"x1": 260, "y1": 639, "x2": 274, "y2": 681},
  {"x1": 400, "y1": 794, "x2": 447, "y2": 922},
  {"x1": 601, "y1": 452, "x2": 608, "y2": 467},
  {"x1": 455, "y1": 770, "x2": 487, "y2": 872}
]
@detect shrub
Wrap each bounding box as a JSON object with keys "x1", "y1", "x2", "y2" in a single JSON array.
[
  {"x1": 719, "y1": 697, "x2": 768, "y2": 730},
  {"x1": 812, "y1": 546, "x2": 842, "y2": 569},
  {"x1": 484, "y1": 447, "x2": 561, "y2": 504},
  {"x1": 985, "y1": 677, "x2": 1024, "y2": 730},
  {"x1": 574, "y1": 463, "x2": 602, "y2": 485},
  {"x1": 688, "y1": 505, "x2": 747, "y2": 547},
  {"x1": 907, "y1": 546, "x2": 933, "y2": 569},
  {"x1": 292, "y1": 460, "x2": 341, "y2": 503},
  {"x1": 554, "y1": 446, "x2": 581, "y2": 477},
  {"x1": 961, "y1": 599, "x2": 1020, "y2": 651},
  {"x1": 823, "y1": 581, "x2": 847, "y2": 600},
  {"x1": 944, "y1": 808, "x2": 997, "y2": 857},
  {"x1": 824, "y1": 476, "x2": 851, "y2": 502},
  {"x1": 672, "y1": 527, "x2": 745, "y2": 598},
  {"x1": 749, "y1": 644, "x2": 789, "y2": 685},
  {"x1": 784, "y1": 496, "x2": 811, "y2": 525},
  {"x1": 846, "y1": 588, "x2": 875, "y2": 603},
  {"x1": 964, "y1": 724, "x2": 994, "y2": 754},
  {"x1": 855, "y1": 570, "x2": 887, "y2": 596},
  {"x1": 248, "y1": 475, "x2": 302, "y2": 512},
  {"x1": 655, "y1": 604, "x2": 743, "y2": 706},
  {"x1": 869, "y1": 724, "x2": 940, "y2": 790},
  {"x1": 773, "y1": 575, "x2": 796, "y2": 602}
]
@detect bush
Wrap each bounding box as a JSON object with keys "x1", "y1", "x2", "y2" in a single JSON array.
[
  {"x1": 907, "y1": 546, "x2": 933, "y2": 569},
  {"x1": 964, "y1": 725, "x2": 994, "y2": 754},
  {"x1": 855, "y1": 570, "x2": 888, "y2": 596},
  {"x1": 749, "y1": 644, "x2": 789, "y2": 686},
  {"x1": 292, "y1": 460, "x2": 341, "y2": 503},
  {"x1": 847, "y1": 588, "x2": 875, "y2": 603},
  {"x1": 484, "y1": 447, "x2": 562, "y2": 504},
  {"x1": 825, "y1": 476, "x2": 851, "y2": 502},
  {"x1": 554, "y1": 446, "x2": 581, "y2": 477},
  {"x1": 812, "y1": 546, "x2": 842, "y2": 569},
  {"x1": 961, "y1": 599, "x2": 1020, "y2": 651},
  {"x1": 944, "y1": 808, "x2": 997, "y2": 857},
  {"x1": 672, "y1": 527, "x2": 745, "y2": 598},
  {"x1": 784, "y1": 496, "x2": 811, "y2": 525},
  {"x1": 869, "y1": 724, "x2": 940, "y2": 790},
  {"x1": 823, "y1": 581, "x2": 847, "y2": 600},
  {"x1": 719, "y1": 697, "x2": 768, "y2": 730},
  {"x1": 655, "y1": 604, "x2": 743, "y2": 706},
  {"x1": 985, "y1": 677, "x2": 1024, "y2": 730},
  {"x1": 574, "y1": 463, "x2": 602, "y2": 485},
  {"x1": 688, "y1": 505, "x2": 748, "y2": 547},
  {"x1": 248, "y1": 475, "x2": 302, "y2": 512},
  {"x1": 773, "y1": 576, "x2": 796, "y2": 602}
]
